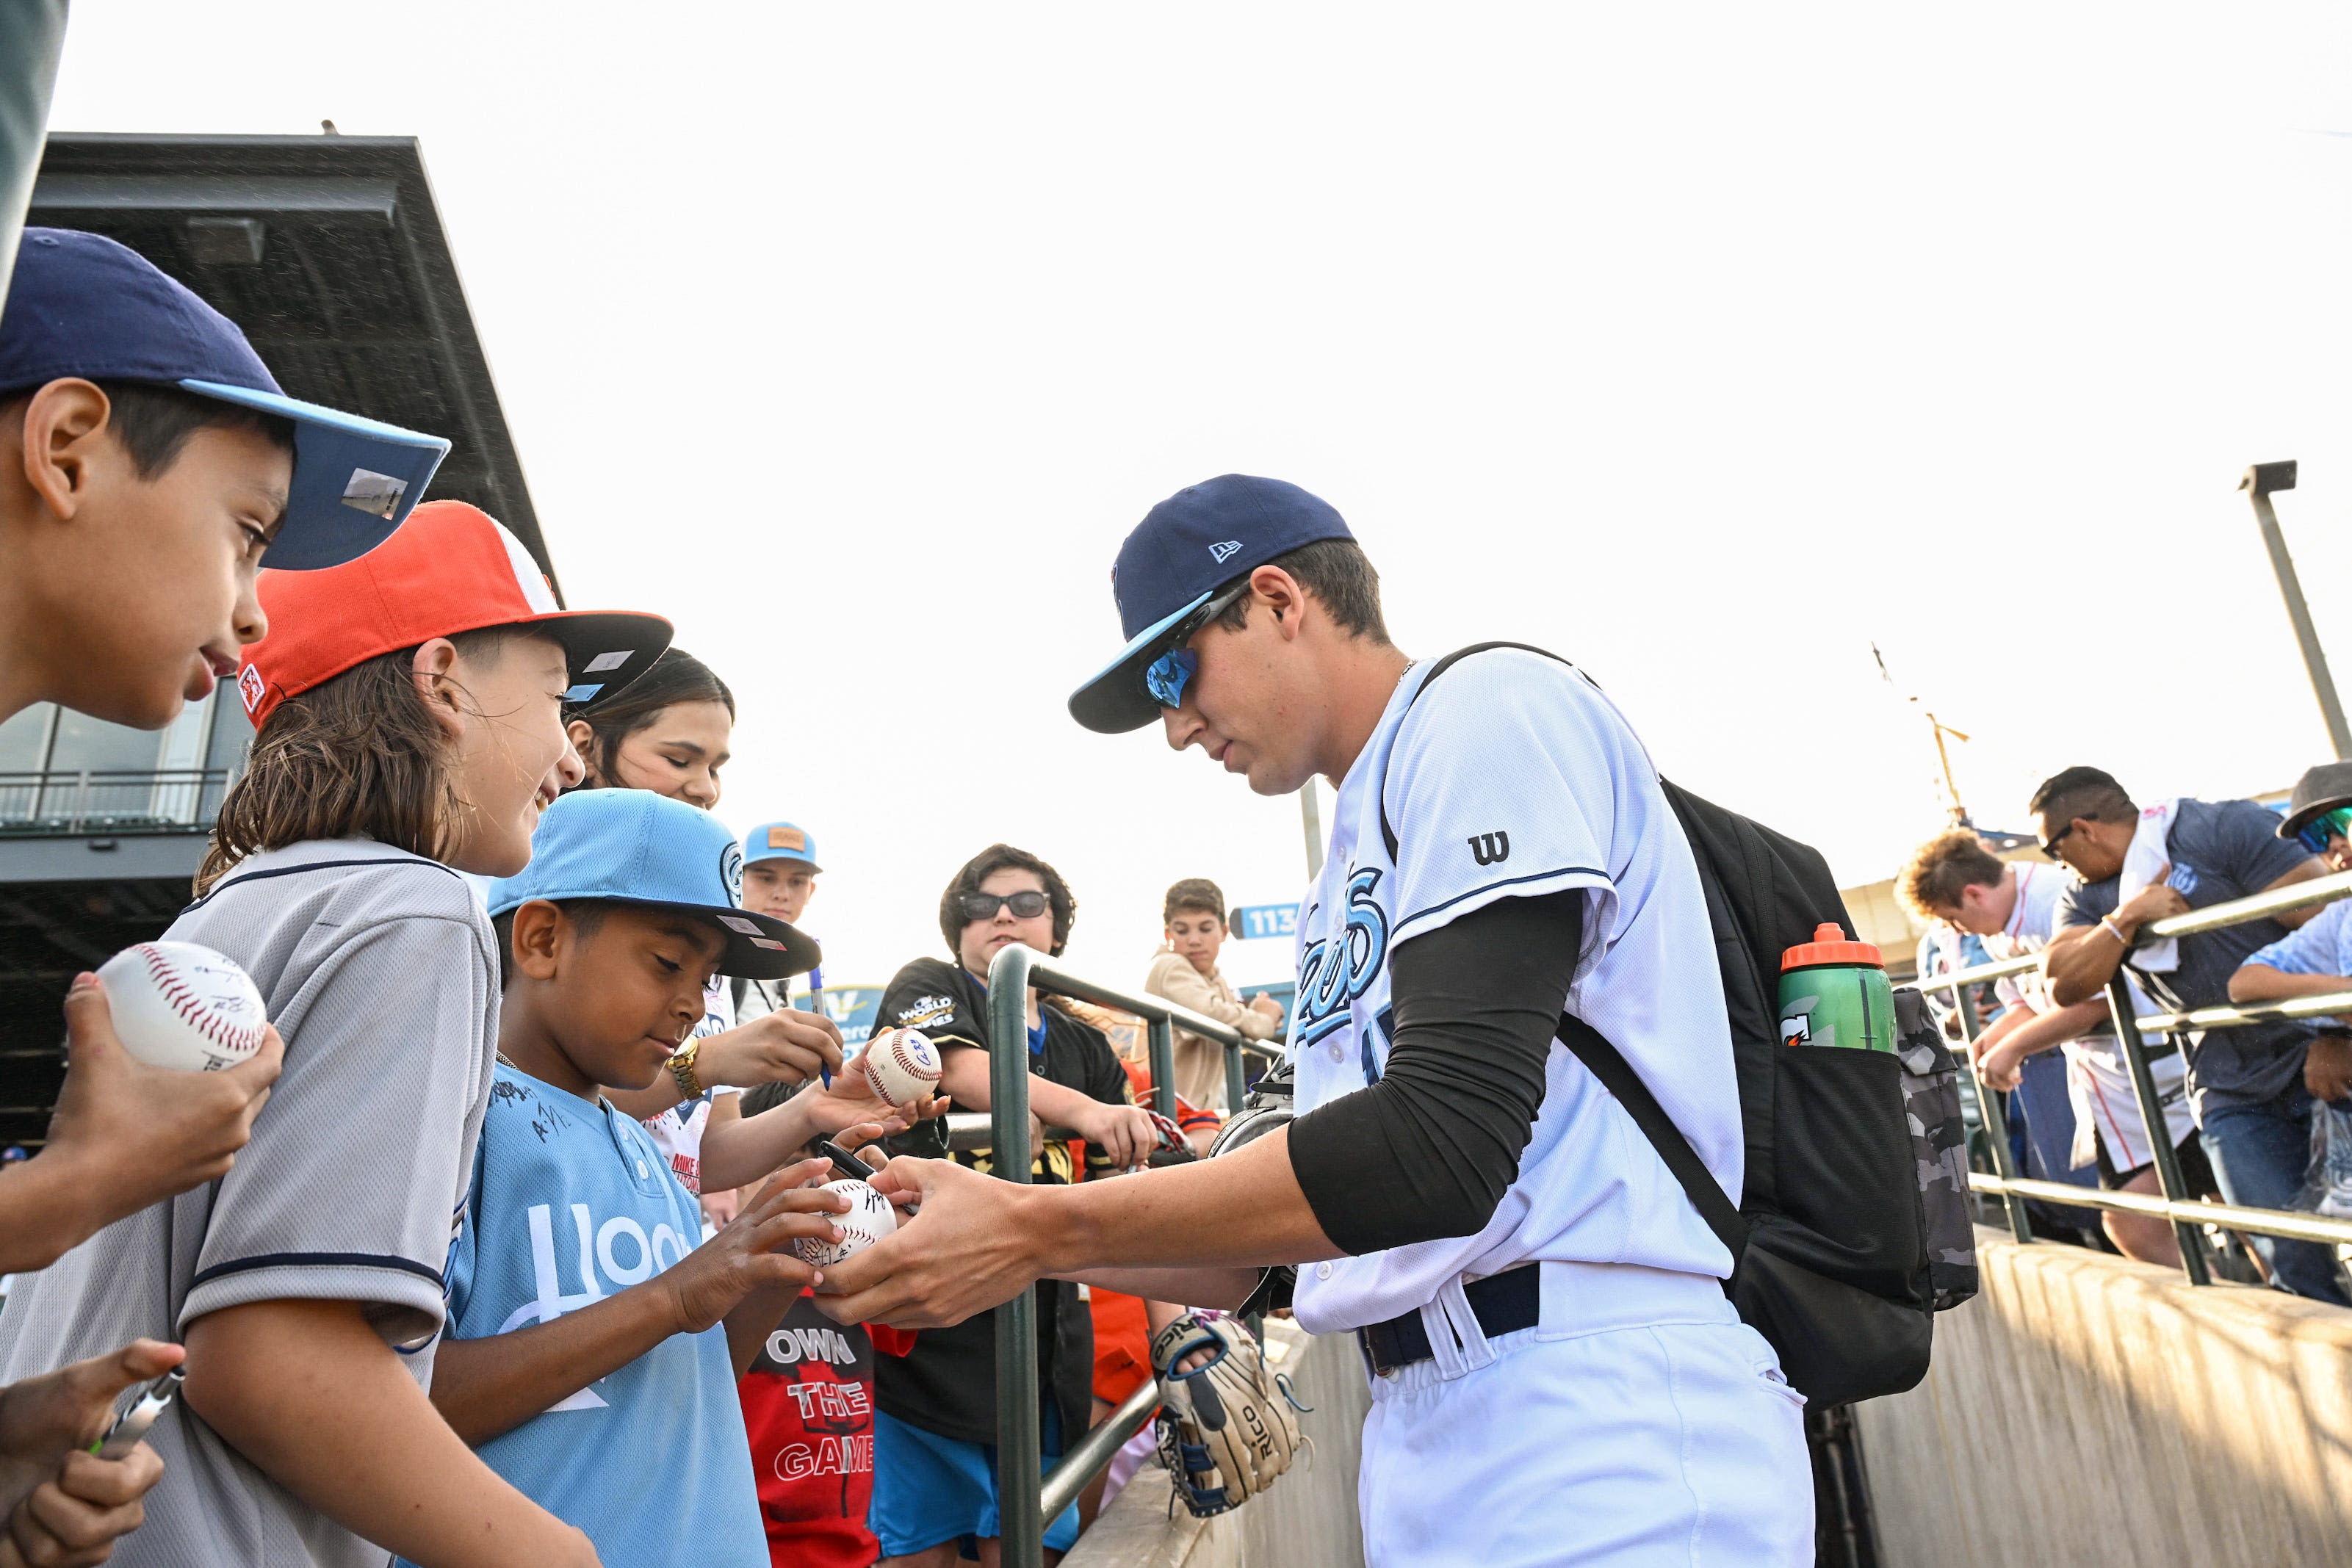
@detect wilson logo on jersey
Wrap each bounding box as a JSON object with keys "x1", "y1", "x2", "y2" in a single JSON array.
[
  {"x1": 1294, "y1": 867, "x2": 1389, "y2": 1048},
  {"x1": 1468, "y1": 831, "x2": 1511, "y2": 867}
]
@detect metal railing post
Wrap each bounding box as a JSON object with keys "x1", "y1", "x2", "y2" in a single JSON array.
[
  {"x1": 1145, "y1": 1015, "x2": 1177, "y2": 1119},
  {"x1": 2105, "y1": 972, "x2": 2212, "y2": 1285},
  {"x1": 1951, "y1": 979, "x2": 2033, "y2": 1243},
  {"x1": 1224, "y1": 1038, "x2": 1248, "y2": 1117},
  {"x1": 985, "y1": 944, "x2": 1045, "y2": 1568}
]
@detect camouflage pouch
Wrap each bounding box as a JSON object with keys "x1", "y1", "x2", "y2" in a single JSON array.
[{"x1": 1893, "y1": 986, "x2": 1979, "y2": 1310}]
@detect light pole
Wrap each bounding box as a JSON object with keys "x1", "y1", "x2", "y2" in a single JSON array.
[{"x1": 2241, "y1": 460, "x2": 2352, "y2": 760}]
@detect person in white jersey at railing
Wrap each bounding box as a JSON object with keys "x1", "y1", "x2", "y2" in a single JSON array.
[
  {"x1": 818, "y1": 475, "x2": 1811, "y2": 1566},
  {"x1": 1897, "y1": 830, "x2": 2209, "y2": 1264}
]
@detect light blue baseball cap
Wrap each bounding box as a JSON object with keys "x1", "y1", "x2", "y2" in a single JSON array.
[
  {"x1": 744, "y1": 820, "x2": 820, "y2": 872},
  {"x1": 484, "y1": 790, "x2": 819, "y2": 980}
]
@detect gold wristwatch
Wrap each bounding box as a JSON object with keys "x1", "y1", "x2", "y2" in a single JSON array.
[{"x1": 666, "y1": 1038, "x2": 705, "y2": 1102}]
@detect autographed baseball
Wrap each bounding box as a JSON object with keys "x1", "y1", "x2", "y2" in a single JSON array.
[
  {"x1": 93, "y1": 942, "x2": 268, "y2": 1073},
  {"x1": 793, "y1": 1179, "x2": 898, "y2": 1269},
  {"x1": 860, "y1": 1027, "x2": 942, "y2": 1110}
]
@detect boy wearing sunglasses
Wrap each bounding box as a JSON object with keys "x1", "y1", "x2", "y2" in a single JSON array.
[
  {"x1": 865, "y1": 845, "x2": 1155, "y2": 1567},
  {"x1": 2231, "y1": 764, "x2": 2352, "y2": 1214}
]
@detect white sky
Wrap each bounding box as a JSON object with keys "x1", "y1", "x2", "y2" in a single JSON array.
[{"x1": 48, "y1": 3, "x2": 2352, "y2": 989}]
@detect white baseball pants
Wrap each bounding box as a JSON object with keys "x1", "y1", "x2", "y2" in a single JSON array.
[{"x1": 1354, "y1": 1260, "x2": 1812, "y2": 1566}]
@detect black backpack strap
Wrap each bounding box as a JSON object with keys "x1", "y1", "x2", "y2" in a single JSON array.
[
  {"x1": 1554, "y1": 1014, "x2": 1749, "y2": 1262},
  {"x1": 1378, "y1": 641, "x2": 1581, "y2": 861}
]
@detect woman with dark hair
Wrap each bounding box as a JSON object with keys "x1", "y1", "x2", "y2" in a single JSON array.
[
  {"x1": 865, "y1": 844, "x2": 1155, "y2": 1568},
  {"x1": 565, "y1": 645, "x2": 735, "y2": 807}
]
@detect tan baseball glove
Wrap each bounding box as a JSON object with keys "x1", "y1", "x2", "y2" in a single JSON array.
[{"x1": 1150, "y1": 1310, "x2": 1307, "y2": 1517}]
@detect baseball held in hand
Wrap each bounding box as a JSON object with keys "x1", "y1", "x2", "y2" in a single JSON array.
[
  {"x1": 860, "y1": 1027, "x2": 942, "y2": 1110},
  {"x1": 793, "y1": 1179, "x2": 897, "y2": 1268},
  {"x1": 94, "y1": 942, "x2": 269, "y2": 1073}
]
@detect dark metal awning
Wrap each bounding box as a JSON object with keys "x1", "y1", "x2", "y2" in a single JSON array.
[{"x1": 27, "y1": 131, "x2": 557, "y2": 594}]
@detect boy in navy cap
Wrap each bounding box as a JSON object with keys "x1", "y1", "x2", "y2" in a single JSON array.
[
  {"x1": 424, "y1": 789, "x2": 904, "y2": 1566},
  {"x1": 0, "y1": 228, "x2": 450, "y2": 1266},
  {"x1": 0, "y1": 229, "x2": 450, "y2": 1564},
  {"x1": 0, "y1": 227, "x2": 448, "y2": 731}
]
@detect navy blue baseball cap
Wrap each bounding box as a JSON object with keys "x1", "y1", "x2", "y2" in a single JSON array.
[
  {"x1": 0, "y1": 228, "x2": 451, "y2": 571},
  {"x1": 1068, "y1": 474, "x2": 1355, "y2": 734},
  {"x1": 484, "y1": 790, "x2": 820, "y2": 980}
]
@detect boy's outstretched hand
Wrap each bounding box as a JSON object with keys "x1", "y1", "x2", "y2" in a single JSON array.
[
  {"x1": 663, "y1": 1160, "x2": 849, "y2": 1335},
  {"x1": 6, "y1": 976, "x2": 284, "y2": 1273},
  {"x1": 0, "y1": 1337, "x2": 181, "y2": 1567}
]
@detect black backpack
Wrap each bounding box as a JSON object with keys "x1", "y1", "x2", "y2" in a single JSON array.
[{"x1": 1393, "y1": 645, "x2": 1975, "y2": 1409}]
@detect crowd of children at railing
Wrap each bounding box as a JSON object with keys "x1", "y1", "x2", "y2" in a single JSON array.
[
  {"x1": 0, "y1": 227, "x2": 1285, "y2": 1567},
  {"x1": 1895, "y1": 762, "x2": 2352, "y2": 1304}
]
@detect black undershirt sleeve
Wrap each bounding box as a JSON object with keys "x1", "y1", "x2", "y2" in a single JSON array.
[{"x1": 1285, "y1": 889, "x2": 1584, "y2": 1257}]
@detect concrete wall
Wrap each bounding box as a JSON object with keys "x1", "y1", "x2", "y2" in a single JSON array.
[
  {"x1": 1065, "y1": 1317, "x2": 1370, "y2": 1568},
  {"x1": 1856, "y1": 1225, "x2": 2352, "y2": 1565}
]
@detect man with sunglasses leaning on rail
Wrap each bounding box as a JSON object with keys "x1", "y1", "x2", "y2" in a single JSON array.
[
  {"x1": 821, "y1": 476, "x2": 1812, "y2": 1566},
  {"x1": 2033, "y1": 765, "x2": 2346, "y2": 1303}
]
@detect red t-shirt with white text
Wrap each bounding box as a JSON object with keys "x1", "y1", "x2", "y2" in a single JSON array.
[{"x1": 737, "y1": 1290, "x2": 916, "y2": 1568}]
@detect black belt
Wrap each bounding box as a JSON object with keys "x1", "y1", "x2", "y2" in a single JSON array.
[{"x1": 1357, "y1": 1264, "x2": 1540, "y2": 1379}]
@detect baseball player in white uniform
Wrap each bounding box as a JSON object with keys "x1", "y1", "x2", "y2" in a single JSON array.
[{"x1": 820, "y1": 476, "x2": 1812, "y2": 1564}]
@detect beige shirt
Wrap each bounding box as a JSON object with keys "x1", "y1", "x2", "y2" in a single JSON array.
[{"x1": 1143, "y1": 947, "x2": 1279, "y2": 1111}]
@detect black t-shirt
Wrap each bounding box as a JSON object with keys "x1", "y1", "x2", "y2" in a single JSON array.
[
  {"x1": 2056, "y1": 798, "x2": 2318, "y2": 1113},
  {"x1": 870, "y1": 955, "x2": 1131, "y2": 1447}
]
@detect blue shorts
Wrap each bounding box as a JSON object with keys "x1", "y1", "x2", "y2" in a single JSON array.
[{"x1": 870, "y1": 1407, "x2": 1081, "y2": 1556}]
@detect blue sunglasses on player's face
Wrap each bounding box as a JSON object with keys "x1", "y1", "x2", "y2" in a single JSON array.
[
  {"x1": 2297, "y1": 805, "x2": 2352, "y2": 856},
  {"x1": 1144, "y1": 579, "x2": 1253, "y2": 711}
]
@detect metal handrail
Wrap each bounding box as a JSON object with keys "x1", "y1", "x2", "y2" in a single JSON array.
[
  {"x1": 982, "y1": 942, "x2": 1267, "y2": 1568},
  {"x1": 1908, "y1": 865, "x2": 2352, "y2": 1287},
  {"x1": 1039, "y1": 1373, "x2": 1160, "y2": 1523},
  {"x1": 0, "y1": 767, "x2": 232, "y2": 835}
]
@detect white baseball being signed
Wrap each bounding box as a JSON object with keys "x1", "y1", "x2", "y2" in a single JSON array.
[{"x1": 792, "y1": 1179, "x2": 898, "y2": 1269}]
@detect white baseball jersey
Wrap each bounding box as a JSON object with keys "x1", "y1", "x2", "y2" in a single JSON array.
[{"x1": 1287, "y1": 648, "x2": 1741, "y2": 1334}]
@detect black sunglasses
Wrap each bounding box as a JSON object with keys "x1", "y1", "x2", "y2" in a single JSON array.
[
  {"x1": 961, "y1": 889, "x2": 1050, "y2": 921},
  {"x1": 2039, "y1": 820, "x2": 2079, "y2": 859}
]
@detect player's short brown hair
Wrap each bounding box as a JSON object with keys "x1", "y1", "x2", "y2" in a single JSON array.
[
  {"x1": 1211, "y1": 538, "x2": 1390, "y2": 646},
  {"x1": 1163, "y1": 878, "x2": 1227, "y2": 926},
  {"x1": 1896, "y1": 831, "x2": 2008, "y2": 921},
  {"x1": 196, "y1": 626, "x2": 540, "y2": 895}
]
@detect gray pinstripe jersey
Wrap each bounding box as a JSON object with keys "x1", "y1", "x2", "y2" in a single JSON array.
[{"x1": 0, "y1": 839, "x2": 500, "y2": 1566}]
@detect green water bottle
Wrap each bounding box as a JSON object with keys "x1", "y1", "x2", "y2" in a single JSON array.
[{"x1": 1778, "y1": 922, "x2": 1896, "y2": 1052}]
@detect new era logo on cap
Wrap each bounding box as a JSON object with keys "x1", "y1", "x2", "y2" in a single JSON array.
[{"x1": 1208, "y1": 539, "x2": 1244, "y2": 564}]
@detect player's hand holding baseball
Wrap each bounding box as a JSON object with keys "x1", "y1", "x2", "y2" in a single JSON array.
[
  {"x1": 5, "y1": 975, "x2": 284, "y2": 1272},
  {"x1": 813, "y1": 1157, "x2": 1045, "y2": 1329},
  {"x1": 700, "y1": 1006, "x2": 845, "y2": 1089},
  {"x1": 660, "y1": 1158, "x2": 851, "y2": 1334},
  {"x1": 0, "y1": 1337, "x2": 181, "y2": 1567}
]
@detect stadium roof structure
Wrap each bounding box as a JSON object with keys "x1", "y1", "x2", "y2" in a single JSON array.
[{"x1": 26, "y1": 131, "x2": 558, "y2": 593}]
